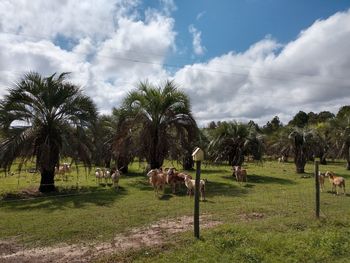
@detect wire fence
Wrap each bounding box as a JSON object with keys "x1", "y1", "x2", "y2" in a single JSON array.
[
  {"x1": 0, "y1": 181, "x2": 317, "y2": 223},
  {"x1": 0, "y1": 165, "x2": 348, "y2": 263},
  {"x1": 0, "y1": 164, "x2": 347, "y2": 221}
]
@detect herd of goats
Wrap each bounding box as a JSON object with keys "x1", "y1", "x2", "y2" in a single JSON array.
[
  {"x1": 90, "y1": 165, "x2": 248, "y2": 201},
  {"x1": 56, "y1": 163, "x2": 346, "y2": 198}
]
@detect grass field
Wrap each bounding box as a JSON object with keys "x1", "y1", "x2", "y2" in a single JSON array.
[{"x1": 0, "y1": 160, "x2": 349, "y2": 262}]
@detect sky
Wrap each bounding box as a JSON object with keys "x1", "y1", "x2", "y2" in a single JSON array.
[{"x1": 0, "y1": 0, "x2": 350, "y2": 126}]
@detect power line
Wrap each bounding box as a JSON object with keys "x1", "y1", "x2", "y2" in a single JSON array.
[{"x1": 1, "y1": 29, "x2": 349, "y2": 83}]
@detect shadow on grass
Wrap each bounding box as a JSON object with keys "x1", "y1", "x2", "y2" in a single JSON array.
[
  {"x1": 158, "y1": 194, "x2": 173, "y2": 201},
  {"x1": 201, "y1": 169, "x2": 231, "y2": 175},
  {"x1": 205, "y1": 180, "x2": 249, "y2": 198},
  {"x1": 122, "y1": 171, "x2": 146, "y2": 178},
  {"x1": 0, "y1": 185, "x2": 127, "y2": 211},
  {"x1": 325, "y1": 190, "x2": 348, "y2": 196},
  {"x1": 245, "y1": 174, "x2": 296, "y2": 185},
  {"x1": 221, "y1": 174, "x2": 295, "y2": 185}
]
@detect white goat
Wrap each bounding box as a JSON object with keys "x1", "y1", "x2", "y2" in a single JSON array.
[
  {"x1": 104, "y1": 169, "x2": 111, "y2": 184},
  {"x1": 95, "y1": 168, "x2": 103, "y2": 184},
  {"x1": 55, "y1": 163, "x2": 70, "y2": 181},
  {"x1": 278, "y1": 156, "x2": 285, "y2": 163},
  {"x1": 183, "y1": 174, "x2": 206, "y2": 201},
  {"x1": 111, "y1": 170, "x2": 121, "y2": 190}
]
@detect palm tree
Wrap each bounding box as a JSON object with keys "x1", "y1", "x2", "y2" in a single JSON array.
[
  {"x1": 111, "y1": 107, "x2": 137, "y2": 173},
  {"x1": 121, "y1": 80, "x2": 197, "y2": 169},
  {"x1": 330, "y1": 115, "x2": 350, "y2": 170},
  {"x1": 312, "y1": 122, "x2": 332, "y2": 165},
  {"x1": 288, "y1": 128, "x2": 314, "y2": 173},
  {"x1": 207, "y1": 121, "x2": 264, "y2": 165},
  {"x1": 90, "y1": 114, "x2": 116, "y2": 168},
  {"x1": 0, "y1": 72, "x2": 97, "y2": 192}
]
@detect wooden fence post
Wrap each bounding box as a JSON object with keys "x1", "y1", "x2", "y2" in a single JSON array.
[{"x1": 315, "y1": 161, "x2": 320, "y2": 218}]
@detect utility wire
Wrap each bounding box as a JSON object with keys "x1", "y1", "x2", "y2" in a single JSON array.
[{"x1": 1, "y1": 30, "x2": 349, "y2": 84}]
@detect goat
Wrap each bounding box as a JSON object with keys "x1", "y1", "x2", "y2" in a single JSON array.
[
  {"x1": 147, "y1": 169, "x2": 167, "y2": 196},
  {"x1": 104, "y1": 169, "x2": 111, "y2": 184},
  {"x1": 111, "y1": 169, "x2": 121, "y2": 190},
  {"x1": 95, "y1": 168, "x2": 103, "y2": 184},
  {"x1": 233, "y1": 166, "x2": 247, "y2": 183},
  {"x1": 166, "y1": 168, "x2": 191, "y2": 193},
  {"x1": 183, "y1": 174, "x2": 206, "y2": 201},
  {"x1": 278, "y1": 156, "x2": 285, "y2": 163},
  {"x1": 55, "y1": 163, "x2": 70, "y2": 181},
  {"x1": 325, "y1": 171, "x2": 346, "y2": 195},
  {"x1": 318, "y1": 172, "x2": 326, "y2": 192}
]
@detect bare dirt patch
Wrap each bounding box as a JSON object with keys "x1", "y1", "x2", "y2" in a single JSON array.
[{"x1": 0, "y1": 215, "x2": 221, "y2": 263}]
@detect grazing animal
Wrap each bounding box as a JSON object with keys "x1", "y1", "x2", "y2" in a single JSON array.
[
  {"x1": 183, "y1": 174, "x2": 206, "y2": 201},
  {"x1": 278, "y1": 156, "x2": 285, "y2": 163},
  {"x1": 325, "y1": 171, "x2": 346, "y2": 195},
  {"x1": 104, "y1": 169, "x2": 111, "y2": 184},
  {"x1": 95, "y1": 168, "x2": 103, "y2": 184},
  {"x1": 55, "y1": 163, "x2": 70, "y2": 181},
  {"x1": 233, "y1": 166, "x2": 247, "y2": 183},
  {"x1": 147, "y1": 169, "x2": 167, "y2": 196},
  {"x1": 318, "y1": 172, "x2": 326, "y2": 192},
  {"x1": 111, "y1": 169, "x2": 121, "y2": 190},
  {"x1": 166, "y1": 168, "x2": 191, "y2": 193}
]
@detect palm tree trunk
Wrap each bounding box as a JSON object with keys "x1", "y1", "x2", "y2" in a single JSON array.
[
  {"x1": 183, "y1": 154, "x2": 194, "y2": 170},
  {"x1": 295, "y1": 148, "x2": 306, "y2": 174},
  {"x1": 347, "y1": 146, "x2": 350, "y2": 170},
  {"x1": 39, "y1": 168, "x2": 56, "y2": 192},
  {"x1": 149, "y1": 127, "x2": 162, "y2": 169},
  {"x1": 296, "y1": 166, "x2": 305, "y2": 173},
  {"x1": 117, "y1": 156, "x2": 129, "y2": 173}
]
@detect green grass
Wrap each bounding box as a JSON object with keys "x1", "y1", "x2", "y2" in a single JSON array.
[{"x1": 0, "y1": 160, "x2": 349, "y2": 262}]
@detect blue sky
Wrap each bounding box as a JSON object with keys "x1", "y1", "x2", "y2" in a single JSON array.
[
  {"x1": 166, "y1": 0, "x2": 350, "y2": 65},
  {"x1": 1, "y1": 0, "x2": 350, "y2": 125}
]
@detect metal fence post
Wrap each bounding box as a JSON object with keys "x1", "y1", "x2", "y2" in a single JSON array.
[
  {"x1": 194, "y1": 160, "x2": 201, "y2": 239},
  {"x1": 315, "y1": 161, "x2": 320, "y2": 218}
]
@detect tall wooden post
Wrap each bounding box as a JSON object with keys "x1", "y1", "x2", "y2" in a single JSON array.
[
  {"x1": 315, "y1": 161, "x2": 320, "y2": 218},
  {"x1": 194, "y1": 160, "x2": 201, "y2": 239}
]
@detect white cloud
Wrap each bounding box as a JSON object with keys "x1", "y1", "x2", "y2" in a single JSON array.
[
  {"x1": 0, "y1": 0, "x2": 176, "y2": 113},
  {"x1": 0, "y1": 0, "x2": 137, "y2": 40},
  {"x1": 159, "y1": 0, "x2": 177, "y2": 16},
  {"x1": 188, "y1": 24, "x2": 206, "y2": 56},
  {"x1": 196, "y1": 11, "x2": 206, "y2": 21},
  {"x1": 176, "y1": 10, "x2": 350, "y2": 125},
  {"x1": 0, "y1": 2, "x2": 350, "y2": 127}
]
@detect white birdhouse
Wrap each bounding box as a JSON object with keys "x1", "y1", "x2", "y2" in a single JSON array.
[{"x1": 192, "y1": 147, "x2": 204, "y2": 161}]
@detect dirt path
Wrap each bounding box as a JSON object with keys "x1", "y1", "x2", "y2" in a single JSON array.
[{"x1": 0, "y1": 215, "x2": 221, "y2": 263}]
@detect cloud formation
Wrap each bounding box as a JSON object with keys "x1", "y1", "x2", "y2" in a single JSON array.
[
  {"x1": 177, "y1": 10, "x2": 350, "y2": 125},
  {"x1": 0, "y1": 2, "x2": 349, "y2": 126},
  {"x1": 0, "y1": 0, "x2": 175, "y2": 114},
  {"x1": 196, "y1": 11, "x2": 206, "y2": 21},
  {"x1": 188, "y1": 24, "x2": 206, "y2": 56}
]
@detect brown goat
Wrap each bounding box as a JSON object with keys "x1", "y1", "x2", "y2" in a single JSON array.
[
  {"x1": 147, "y1": 169, "x2": 167, "y2": 196},
  {"x1": 166, "y1": 168, "x2": 193, "y2": 193},
  {"x1": 318, "y1": 172, "x2": 326, "y2": 192},
  {"x1": 325, "y1": 171, "x2": 346, "y2": 195},
  {"x1": 233, "y1": 166, "x2": 247, "y2": 183}
]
